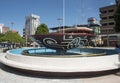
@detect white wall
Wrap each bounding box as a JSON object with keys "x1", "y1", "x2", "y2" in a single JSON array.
[
  {"x1": 5, "y1": 51, "x2": 119, "y2": 72},
  {"x1": 0, "y1": 24, "x2": 4, "y2": 33}
]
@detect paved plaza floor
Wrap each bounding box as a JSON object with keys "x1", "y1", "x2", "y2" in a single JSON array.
[
  {"x1": 0, "y1": 61, "x2": 120, "y2": 83},
  {"x1": 0, "y1": 53, "x2": 120, "y2": 83}
]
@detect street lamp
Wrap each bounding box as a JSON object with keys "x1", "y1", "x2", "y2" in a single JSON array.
[
  {"x1": 57, "y1": 18, "x2": 63, "y2": 33},
  {"x1": 25, "y1": 28, "x2": 28, "y2": 47},
  {"x1": 11, "y1": 22, "x2": 14, "y2": 31},
  {"x1": 107, "y1": 29, "x2": 109, "y2": 47},
  {"x1": 63, "y1": 0, "x2": 65, "y2": 33}
]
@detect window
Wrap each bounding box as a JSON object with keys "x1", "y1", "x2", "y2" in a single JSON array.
[
  {"x1": 109, "y1": 22, "x2": 114, "y2": 25},
  {"x1": 101, "y1": 30, "x2": 107, "y2": 34},
  {"x1": 101, "y1": 10, "x2": 107, "y2": 14},
  {"x1": 102, "y1": 17, "x2": 107, "y2": 20},
  {"x1": 109, "y1": 36, "x2": 117, "y2": 40},
  {"x1": 109, "y1": 9, "x2": 114, "y2": 12},
  {"x1": 102, "y1": 23, "x2": 107, "y2": 26},
  {"x1": 109, "y1": 16, "x2": 114, "y2": 19},
  {"x1": 109, "y1": 29, "x2": 115, "y2": 33}
]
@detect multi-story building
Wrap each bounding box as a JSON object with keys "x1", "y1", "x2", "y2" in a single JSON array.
[
  {"x1": 23, "y1": 14, "x2": 40, "y2": 43},
  {"x1": 0, "y1": 24, "x2": 4, "y2": 33},
  {"x1": 2, "y1": 26, "x2": 10, "y2": 34},
  {"x1": 116, "y1": 0, "x2": 120, "y2": 4},
  {"x1": 0, "y1": 24, "x2": 10, "y2": 34},
  {"x1": 23, "y1": 14, "x2": 40, "y2": 46},
  {"x1": 99, "y1": 0, "x2": 120, "y2": 46}
]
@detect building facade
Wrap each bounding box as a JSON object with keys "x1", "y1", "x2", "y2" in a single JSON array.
[
  {"x1": 88, "y1": 17, "x2": 100, "y2": 35},
  {"x1": 116, "y1": 0, "x2": 120, "y2": 4},
  {"x1": 99, "y1": 0, "x2": 120, "y2": 46},
  {"x1": 23, "y1": 14, "x2": 40, "y2": 46},
  {"x1": 0, "y1": 24, "x2": 10, "y2": 34},
  {"x1": 23, "y1": 14, "x2": 40, "y2": 43},
  {"x1": 2, "y1": 26, "x2": 10, "y2": 34},
  {"x1": 0, "y1": 24, "x2": 4, "y2": 33}
]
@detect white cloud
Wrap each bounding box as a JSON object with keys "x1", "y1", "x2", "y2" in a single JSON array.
[{"x1": 109, "y1": 2, "x2": 114, "y2": 5}]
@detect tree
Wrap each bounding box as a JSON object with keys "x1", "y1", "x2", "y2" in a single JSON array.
[
  {"x1": 35, "y1": 23, "x2": 49, "y2": 34},
  {"x1": 1, "y1": 32, "x2": 24, "y2": 43},
  {"x1": 114, "y1": 4, "x2": 120, "y2": 32},
  {"x1": 0, "y1": 33, "x2": 5, "y2": 42},
  {"x1": 0, "y1": 31, "x2": 25, "y2": 45}
]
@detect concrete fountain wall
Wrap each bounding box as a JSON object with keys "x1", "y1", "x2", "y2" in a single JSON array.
[{"x1": 0, "y1": 50, "x2": 119, "y2": 73}]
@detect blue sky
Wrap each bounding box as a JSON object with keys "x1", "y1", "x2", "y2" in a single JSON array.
[{"x1": 0, "y1": 0, "x2": 115, "y2": 35}]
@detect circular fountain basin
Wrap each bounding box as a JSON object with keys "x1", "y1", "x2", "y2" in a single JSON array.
[{"x1": 0, "y1": 47, "x2": 119, "y2": 75}]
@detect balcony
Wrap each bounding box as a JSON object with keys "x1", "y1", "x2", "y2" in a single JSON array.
[
  {"x1": 100, "y1": 20, "x2": 108, "y2": 24},
  {"x1": 100, "y1": 20, "x2": 115, "y2": 26},
  {"x1": 100, "y1": 14, "x2": 108, "y2": 18},
  {"x1": 100, "y1": 12, "x2": 115, "y2": 18}
]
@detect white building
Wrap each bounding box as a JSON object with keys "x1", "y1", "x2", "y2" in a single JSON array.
[
  {"x1": 0, "y1": 24, "x2": 10, "y2": 34},
  {"x1": 0, "y1": 24, "x2": 4, "y2": 33},
  {"x1": 24, "y1": 14, "x2": 40, "y2": 37}
]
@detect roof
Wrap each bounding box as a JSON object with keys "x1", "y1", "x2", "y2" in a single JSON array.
[
  {"x1": 58, "y1": 27, "x2": 93, "y2": 32},
  {"x1": 50, "y1": 25, "x2": 89, "y2": 30},
  {"x1": 49, "y1": 26, "x2": 71, "y2": 30}
]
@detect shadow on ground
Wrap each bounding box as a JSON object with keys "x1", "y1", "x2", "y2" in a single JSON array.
[{"x1": 0, "y1": 63, "x2": 119, "y2": 79}]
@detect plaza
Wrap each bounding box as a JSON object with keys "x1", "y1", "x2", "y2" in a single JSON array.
[
  {"x1": 0, "y1": 0, "x2": 120, "y2": 83},
  {"x1": 0, "y1": 58, "x2": 120, "y2": 83},
  {"x1": 0, "y1": 47, "x2": 120, "y2": 83}
]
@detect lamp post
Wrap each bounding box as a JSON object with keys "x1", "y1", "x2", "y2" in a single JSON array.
[
  {"x1": 10, "y1": 22, "x2": 14, "y2": 48},
  {"x1": 81, "y1": 0, "x2": 85, "y2": 24},
  {"x1": 25, "y1": 28, "x2": 28, "y2": 47},
  {"x1": 107, "y1": 29, "x2": 109, "y2": 47},
  {"x1": 57, "y1": 18, "x2": 63, "y2": 33},
  {"x1": 26, "y1": 34, "x2": 28, "y2": 47},
  {"x1": 11, "y1": 22, "x2": 14, "y2": 31},
  {"x1": 63, "y1": 0, "x2": 65, "y2": 33}
]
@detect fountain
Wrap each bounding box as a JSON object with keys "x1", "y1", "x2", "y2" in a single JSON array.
[
  {"x1": 31, "y1": 32, "x2": 94, "y2": 54},
  {"x1": 0, "y1": 30, "x2": 119, "y2": 76},
  {"x1": 0, "y1": 0, "x2": 119, "y2": 76}
]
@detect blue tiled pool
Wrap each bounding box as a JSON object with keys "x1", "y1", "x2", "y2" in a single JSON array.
[{"x1": 9, "y1": 47, "x2": 118, "y2": 56}]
